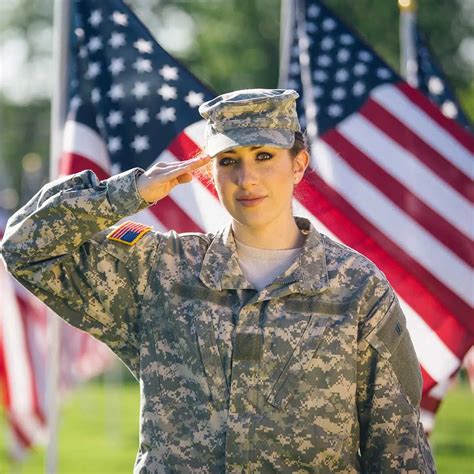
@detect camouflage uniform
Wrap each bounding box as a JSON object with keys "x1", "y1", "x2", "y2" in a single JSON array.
[{"x1": 0, "y1": 168, "x2": 436, "y2": 473}]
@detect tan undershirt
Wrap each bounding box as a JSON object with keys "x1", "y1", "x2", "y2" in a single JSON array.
[{"x1": 235, "y1": 239, "x2": 303, "y2": 291}]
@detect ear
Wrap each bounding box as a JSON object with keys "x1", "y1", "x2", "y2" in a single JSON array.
[{"x1": 292, "y1": 150, "x2": 309, "y2": 184}]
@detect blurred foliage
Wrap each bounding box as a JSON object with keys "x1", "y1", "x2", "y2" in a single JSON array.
[{"x1": 0, "y1": 0, "x2": 472, "y2": 202}]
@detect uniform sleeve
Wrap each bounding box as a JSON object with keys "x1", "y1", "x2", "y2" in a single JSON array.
[
  {"x1": 0, "y1": 168, "x2": 156, "y2": 376},
  {"x1": 356, "y1": 286, "x2": 436, "y2": 473}
]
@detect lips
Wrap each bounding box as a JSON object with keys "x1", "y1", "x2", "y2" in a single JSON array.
[{"x1": 236, "y1": 195, "x2": 267, "y2": 207}]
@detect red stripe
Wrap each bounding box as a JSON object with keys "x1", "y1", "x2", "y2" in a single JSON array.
[
  {"x1": 323, "y1": 130, "x2": 473, "y2": 265},
  {"x1": 420, "y1": 366, "x2": 437, "y2": 395},
  {"x1": 420, "y1": 392, "x2": 442, "y2": 413},
  {"x1": 10, "y1": 417, "x2": 33, "y2": 451},
  {"x1": 297, "y1": 173, "x2": 474, "y2": 340},
  {"x1": 168, "y1": 131, "x2": 202, "y2": 160},
  {"x1": 148, "y1": 196, "x2": 203, "y2": 233},
  {"x1": 60, "y1": 152, "x2": 110, "y2": 180},
  {"x1": 361, "y1": 98, "x2": 473, "y2": 202},
  {"x1": 397, "y1": 82, "x2": 474, "y2": 154}
]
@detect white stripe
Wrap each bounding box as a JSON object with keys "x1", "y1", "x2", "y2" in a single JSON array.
[
  {"x1": 372, "y1": 84, "x2": 474, "y2": 178},
  {"x1": 184, "y1": 120, "x2": 207, "y2": 150},
  {"x1": 63, "y1": 120, "x2": 110, "y2": 173},
  {"x1": 156, "y1": 150, "x2": 230, "y2": 232},
  {"x1": 420, "y1": 409, "x2": 435, "y2": 433},
  {"x1": 339, "y1": 114, "x2": 473, "y2": 238},
  {"x1": 0, "y1": 266, "x2": 34, "y2": 415},
  {"x1": 311, "y1": 139, "x2": 474, "y2": 306},
  {"x1": 400, "y1": 298, "x2": 460, "y2": 383},
  {"x1": 428, "y1": 378, "x2": 451, "y2": 400}
]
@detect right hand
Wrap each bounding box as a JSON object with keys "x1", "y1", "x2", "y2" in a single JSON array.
[{"x1": 136, "y1": 155, "x2": 211, "y2": 203}]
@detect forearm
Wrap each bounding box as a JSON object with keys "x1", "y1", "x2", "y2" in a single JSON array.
[{"x1": 1, "y1": 168, "x2": 147, "y2": 269}]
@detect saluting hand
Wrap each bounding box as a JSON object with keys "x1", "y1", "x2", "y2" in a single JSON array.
[{"x1": 137, "y1": 155, "x2": 211, "y2": 203}]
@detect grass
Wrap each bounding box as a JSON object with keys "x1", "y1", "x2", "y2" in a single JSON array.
[{"x1": 1, "y1": 373, "x2": 472, "y2": 473}]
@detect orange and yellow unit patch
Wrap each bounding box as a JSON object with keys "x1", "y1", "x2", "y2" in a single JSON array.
[{"x1": 107, "y1": 221, "x2": 152, "y2": 246}]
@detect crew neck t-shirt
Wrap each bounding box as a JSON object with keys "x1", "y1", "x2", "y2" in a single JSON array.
[{"x1": 235, "y1": 239, "x2": 303, "y2": 291}]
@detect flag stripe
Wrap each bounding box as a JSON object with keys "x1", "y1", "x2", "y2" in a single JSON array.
[
  {"x1": 324, "y1": 130, "x2": 473, "y2": 264},
  {"x1": 310, "y1": 138, "x2": 473, "y2": 308},
  {"x1": 398, "y1": 82, "x2": 474, "y2": 153},
  {"x1": 298, "y1": 175, "x2": 474, "y2": 334},
  {"x1": 61, "y1": 152, "x2": 109, "y2": 181},
  {"x1": 338, "y1": 112, "x2": 473, "y2": 236},
  {"x1": 361, "y1": 98, "x2": 473, "y2": 202},
  {"x1": 372, "y1": 85, "x2": 474, "y2": 177},
  {"x1": 148, "y1": 196, "x2": 202, "y2": 233}
]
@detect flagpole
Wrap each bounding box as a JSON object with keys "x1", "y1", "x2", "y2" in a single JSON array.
[
  {"x1": 294, "y1": 0, "x2": 318, "y2": 144},
  {"x1": 278, "y1": 0, "x2": 294, "y2": 87},
  {"x1": 399, "y1": 0, "x2": 418, "y2": 87},
  {"x1": 47, "y1": 0, "x2": 71, "y2": 472}
]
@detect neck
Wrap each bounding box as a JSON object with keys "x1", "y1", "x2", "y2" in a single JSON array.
[{"x1": 232, "y1": 216, "x2": 304, "y2": 250}]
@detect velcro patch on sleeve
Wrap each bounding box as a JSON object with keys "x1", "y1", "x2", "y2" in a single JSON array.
[{"x1": 106, "y1": 221, "x2": 152, "y2": 246}]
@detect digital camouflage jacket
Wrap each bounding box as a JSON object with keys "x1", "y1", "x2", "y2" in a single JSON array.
[{"x1": 0, "y1": 169, "x2": 436, "y2": 473}]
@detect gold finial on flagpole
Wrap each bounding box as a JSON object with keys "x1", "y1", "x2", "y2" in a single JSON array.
[{"x1": 398, "y1": 0, "x2": 417, "y2": 12}]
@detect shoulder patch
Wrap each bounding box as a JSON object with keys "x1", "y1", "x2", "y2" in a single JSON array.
[{"x1": 107, "y1": 221, "x2": 152, "y2": 246}]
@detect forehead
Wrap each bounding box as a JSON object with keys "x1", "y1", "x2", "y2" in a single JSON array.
[{"x1": 217, "y1": 145, "x2": 287, "y2": 155}]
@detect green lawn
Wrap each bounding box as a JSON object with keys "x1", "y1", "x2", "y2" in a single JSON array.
[{"x1": 1, "y1": 376, "x2": 472, "y2": 473}]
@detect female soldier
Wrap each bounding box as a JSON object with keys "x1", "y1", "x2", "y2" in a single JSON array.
[{"x1": 1, "y1": 89, "x2": 435, "y2": 473}]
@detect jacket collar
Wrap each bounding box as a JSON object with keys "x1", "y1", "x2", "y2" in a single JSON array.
[{"x1": 199, "y1": 217, "x2": 328, "y2": 295}]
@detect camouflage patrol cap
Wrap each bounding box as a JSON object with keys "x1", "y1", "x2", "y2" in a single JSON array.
[{"x1": 198, "y1": 88, "x2": 301, "y2": 157}]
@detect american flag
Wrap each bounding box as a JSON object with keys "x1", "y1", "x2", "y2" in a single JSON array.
[
  {"x1": 282, "y1": 0, "x2": 474, "y2": 432},
  {"x1": 0, "y1": 221, "x2": 114, "y2": 458},
  {"x1": 413, "y1": 22, "x2": 472, "y2": 132}
]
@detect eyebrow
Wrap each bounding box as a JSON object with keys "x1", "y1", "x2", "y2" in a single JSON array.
[{"x1": 223, "y1": 146, "x2": 263, "y2": 155}]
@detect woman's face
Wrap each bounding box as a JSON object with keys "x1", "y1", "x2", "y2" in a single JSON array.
[{"x1": 212, "y1": 145, "x2": 308, "y2": 232}]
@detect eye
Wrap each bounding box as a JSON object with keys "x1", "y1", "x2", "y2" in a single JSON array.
[
  {"x1": 256, "y1": 151, "x2": 273, "y2": 161},
  {"x1": 217, "y1": 156, "x2": 236, "y2": 166}
]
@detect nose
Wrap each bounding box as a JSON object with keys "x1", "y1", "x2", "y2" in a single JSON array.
[{"x1": 236, "y1": 162, "x2": 258, "y2": 189}]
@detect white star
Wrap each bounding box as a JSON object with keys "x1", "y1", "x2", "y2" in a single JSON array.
[
  {"x1": 110, "y1": 163, "x2": 122, "y2": 175},
  {"x1": 313, "y1": 86, "x2": 324, "y2": 98},
  {"x1": 306, "y1": 22, "x2": 318, "y2": 34},
  {"x1": 75, "y1": 28, "x2": 84, "y2": 38},
  {"x1": 313, "y1": 70, "x2": 328, "y2": 82},
  {"x1": 332, "y1": 87, "x2": 346, "y2": 100},
  {"x1": 70, "y1": 96, "x2": 82, "y2": 110},
  {"x1": 79, "y1": 46, "x2": 88, "y2": 59},
  {"x1": 289, "y1": 62, "x2": 300, "y2": 75},
  {"x1": 157, "y1": 83, "x2": 177, "y2": 100},
  {"x1": 132, "y1": 81, "x2": 149, "y2": 99},
  {"x1": 133, "y1": 58, "x2": 152, "y2": 73},
  {"x1": 353, "y1": 81, "x2": 366, "y2": 96},
  {"x1": 132, "y1": 108, "x2": 150, "y2": 127},
  {"x1": 108, "y1": 136, "x2": 122, "y2": 153},
  {"x1": 109, "y1": 32, "x2": 125, "y2": 49},
  {"x1": 156, "y1": 107, "x2": 176, "y2": 124},
  {"x1": 109, "y1": 57, "x2": 125, "y2": 76},
  {"x1": 91, "y1": 88, "x2": 101, "y2": 103},
  {"x1": 428, "y1": 76, "x2": 444, "y2": 95},
  {"x1": 86, "y1": 62, "x2": 101, "y2": 79},
  {"x1": 337, "y1": 48, "x2": 350, "y2": 62},
  {"x1": 328, "y1": 104, "x2": 343, "y2": 117},
  {"x1": 159, "y1": 65, "x2": 179, "y2": 81},
  {"x1": 108, "y1": 84, "x2": 125, "y2": 100},
  {"x1": 321, "y1": 37, "x2": 334, "y2": 51},
  {"x1": 335, "y1": 69, "x2": 349, "y2": 82},
  {"x1": 184, "y1": 91, "x2": 204, "y2": 108},
  {"x1": 358, "y1": 51, "x2": 373, "y2": 62},
  {"x1": 322, "y1": 18, "x2": 336, "y2": 31},
  {"x1": 354, "y1": 63, "x2": 368, "y2": 75},
  {"x1": 376, "y1": 67, "x2": 392, "y2": 79},
  {"x1": 106, "y1": 110, "x2": 123, "y2": 127},
  {"x1": 88, "y1": 10, "x2": 102, "y2": 27},
  {"x1": 88, "y1": 37, "x2": 102, "y2": 52},
  {"x1": 441, "y1": 101, "x2": 458, "y2": 118},
  {"x1": 307, "y1": 5, "x2": 320, "y2": 17},
  {"x1": 287, "y1": 79, "x2": 299, "y2": 90},
  {"x1": 112, "y1": 11, "x2": 128, "y2": 26},
  {"x1": 131, "y1": 135, "x2": 150, "y2": 153},
  {"x1": 317, "y1": 55, "x2": 332, "y2": 67},
  {"x1": 339, "y1": 34, "x2": 354, "y2": 45},
  {"x1": 134, "y1": 39, "x2": 153, "y2": 54}
]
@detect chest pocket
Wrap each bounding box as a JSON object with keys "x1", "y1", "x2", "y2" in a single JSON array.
[{"x1": 265, "y1": 298, "x2": 351, "y2": 410}]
